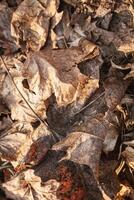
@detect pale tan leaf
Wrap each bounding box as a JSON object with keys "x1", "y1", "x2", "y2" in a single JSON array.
[
  {"x1": 3, "y1": 169, "x2": 60, "y2": 200},
  {"x1": 0, "y1": 122, "x2": 33, "y2": 162},
  {"x1": 118, "y1": 42, "x2": 134, "y2": 53},
  {"x1": 11, "y1": 0, "x2": 60, "y2": 51}
]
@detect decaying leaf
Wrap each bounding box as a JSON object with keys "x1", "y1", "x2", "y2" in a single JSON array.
[
  {"x1": 0, "y1": 0, "x2": 134, "y2": 199},
  {"x1": 3, "y1": 160, "x2": 103, "y2": 200},
  {"x1": 0, "y1": 121, "x2": 57, "y2": 168},
  {"x1": 53, "y1": 131, "x2": 103, "y2": 176}
]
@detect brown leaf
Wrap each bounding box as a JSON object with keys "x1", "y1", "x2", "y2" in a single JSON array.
[
  {"x1": 1, "y1": 43, "x2": 99, "y2": 123},
  {"x1": 11, "y1": 0, "x2": 60, "y2": 51},
  {"x1": 0, "y1": 2, "x2": 18, "y2": 54},
  {"x1": 0, "y1": 122, "x2": 33, "y2": 163},
  {"x1": 56, "y1": 160, "x2": 103, "y2": 200},
  {"x1": 0, "y1": 121, "x2": 56, "y2": 168},
  {"x1": 122, "y1": 147, "x2": 134, "y2": 170},
  {"x1": 3, "y1": 169, "x2": 60, "y2": 200},
  {"x1": 118, "y1": 42, "x2": 134, "y2": 53},
  {"x1": 35, "y1": 150, "x2": 103, "y2": 200},
  {"x1": 24, "y1": 124, "x2": 58, "y2": 165},
  {"x1": 53, "y1": 131, "x2": 103, "y2": 176},
  {"x1": 104, "y1": 77, "x2": 126, "y2": 110},
  {"x1": 3, "y1": 160, "x2": 103, "y2": 200}
]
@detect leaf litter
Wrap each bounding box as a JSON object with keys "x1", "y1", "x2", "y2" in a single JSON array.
[{"x1": 0, "y1": 0, "x2": 134, "y2": 199}]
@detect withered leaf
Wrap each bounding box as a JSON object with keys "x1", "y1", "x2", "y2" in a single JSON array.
[
  {"x1": 0, "y1": 0, "x2": 134, "y2": 199},
  {"x1": 0, "y1": 122, "x2": 56, "y2": 168},
  {"x1": 53, "y1": 131, "x2": 103, "y2": 176},
  {"x1": 3, "y1": 169, "x2": 60, "y2": 200},
  {"x1": 0, "y1": 122, "x2": 33, "y2": 163},
  {"x1": 3, "y1": 160, "x2": 103, "y2": 200},
  {"x1": 122, "y1": 147, "x2": 134, "y2": 170},
  {"x1": 11, "y1": 0, "x2": 60, "y2": 51},
  {"x1": 104, "y1": 77, "x2": 126, "y2": 110},
  {"x1": 35, "y1": 150, "x2": 103, "y2": 200},
  {"x1": 0, "y1": 2, "x2": 18, "y2": 54}
]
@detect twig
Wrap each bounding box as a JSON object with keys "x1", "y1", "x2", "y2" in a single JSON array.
[
  {"x1": 0, "y1": 56, "x2": 49, "y2": 126},
  {"x1": 0, "y1": 56, "x2": 60, "y2": 141},
  {"x1": 73, "y1": 91, "x2": 105, "y2": 116}
]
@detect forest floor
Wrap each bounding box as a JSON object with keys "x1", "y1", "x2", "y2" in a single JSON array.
[{"x1": 0, "y1": 0, "x2": 134, "y2": 199}]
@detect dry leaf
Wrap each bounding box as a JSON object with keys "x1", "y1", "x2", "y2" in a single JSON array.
[
  {"x1": 24, "y1": 123, "x2": 58, "y2": 165},
  {"x1": 118, "y1": 42, "x2": 134, "y2": 53},
  {"x1": 35, "y1": 153, "x2": 103, "y2": 200},
  {"x1": 0, "y1": 0, "x2": 134, "y2": 199},
  {"x1": 104, "y1": 77, "x2": 126, "y2": 110},
  {"x1": 3, "y1": 169, "x2": 60, "y2": 200},
  {"x1": 11, "y1": 0, "x2": 60, "y2": 51},
  {"x1": 115, "y1": 184, "x2": 134, "y2": 200},
  {"x1": 0, "y1": 122, "x2": 33, "y2": 162},
  {"x1": 53, "y1": 131, "x2": 103, "y2": 176},
  {"x1": 0, "y1": 2, "x2": 18, "y2": 54},
  {"x1": 0, "y1": 121, "x2": 56, "y2": 168},
  {"x1": 122, "y1": 147, "x2": 134, "y2": 170},
  {"x1": 3, "y1": 160, "x2": 103, "y2": 200}
]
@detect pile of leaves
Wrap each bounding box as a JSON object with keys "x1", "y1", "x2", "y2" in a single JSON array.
[{"x1": 0, "y1": 0, "x2": 134, "y2": 199}]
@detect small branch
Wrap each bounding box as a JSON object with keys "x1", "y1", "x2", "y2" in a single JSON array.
[{"x1": 0, "y1": 56, "x2": 60, "y2": 141}]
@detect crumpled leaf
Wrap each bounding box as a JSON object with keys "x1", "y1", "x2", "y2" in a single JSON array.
[
  {"x1": 118, "y1": 42, "x2": 134, "y2": 53},
  {"x1": 115, "y1": 184, "x2": 134, "y2": 200},
  {"x1": 0, "y1": 122, "x2": 55, "y2": 168},
  {"x1": 122, "y1": 146, "x2": 134, "y2": 170},
  {"x1": 0, "y1": 0, "x2": 134, "y2": 199},
  {"x1": 0, "y1": 1, "x2": 18, "y2": 54},
  {"x1": 3, "y1": 169, "x2": 60, "y2": 200},
  {"x1": 3, "y1": 160, "x2": 103, "y2": 200},
  {"x1": 104, "y1": 77, "x2": 126, "y2": 110},
  {"x1": 0, "y1": 122, "x2": 33, "y2": 162},
  {"x1": 11, "y1": 0, "x2": 60, "y2": 51},
  {"x1": 0, "y1": 42, "x2": 99, "y2": 123}
]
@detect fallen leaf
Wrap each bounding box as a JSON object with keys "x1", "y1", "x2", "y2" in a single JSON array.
[
  {"x1": 53, "y1": 131, "x2": 103, "y2": 176},
  {"x1": 122, "y1": 147, "x2": 134, "y2": 170},
  {"x1": 11, "y1": 0, "x2": 60, "y2": 51},
  {"x1": 104, "y1": 77, "x2": 126, "y2": 110},
  {"x1": 0, "y1": 2, "x2": 18, "y2": 54},
  {"x1": 3, "y1": 169, "x2": 60, "y2": 200},
  {"x1": 0, "y1": 122, "x2": 33, "y2": 162}
]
